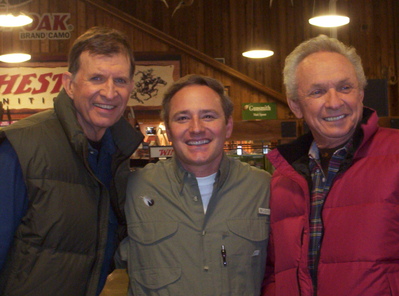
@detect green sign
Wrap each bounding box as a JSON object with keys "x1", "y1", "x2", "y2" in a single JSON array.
[{"x1": 241, "y1": 103, "x2": 277, "y2": 120}]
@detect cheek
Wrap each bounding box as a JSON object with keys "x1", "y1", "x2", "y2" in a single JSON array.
[{"x1": 301, "y1": 101, "x2": 322, "y2": 118}]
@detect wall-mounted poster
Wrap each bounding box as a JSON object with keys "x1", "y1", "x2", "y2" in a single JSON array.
[{"x1": 129, "y1": 54, "x2": 181, "y2": 109}]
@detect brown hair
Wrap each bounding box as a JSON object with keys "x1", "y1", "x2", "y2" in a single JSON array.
[
  {"x1": 68, "y1": 26, "x2": 135, "y2": 78},
  {"x1": 161, "y1": 74, "x2": 234, "y2": 128}
]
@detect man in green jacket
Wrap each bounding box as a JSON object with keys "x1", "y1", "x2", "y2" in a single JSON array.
[
  {"x1": 0, "y1": 27, "x2": 143, "y2": 296},
  {"x1": 121, "y1": 74, "x2": 271, "y2": 295}
]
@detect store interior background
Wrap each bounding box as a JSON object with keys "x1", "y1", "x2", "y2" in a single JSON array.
[
  {"x1": 1, "y1": 0, "x2": 398, "y2": 169},
  {"x1": 0, "y1": 0, "x2": 398, "y2": 292}
]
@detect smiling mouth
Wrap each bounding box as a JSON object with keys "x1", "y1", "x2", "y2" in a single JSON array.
[
  {"x1": 186, "y1": 139, "x2": 210, "y2": 146},
  {"x1": 324, "y1": 114, "x2": 346, "y2": 122},
  {"x1": 94, "y1": 103, "x2": 116, "y2": 110}
]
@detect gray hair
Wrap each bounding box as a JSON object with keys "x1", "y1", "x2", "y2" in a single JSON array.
[{"x1": 283, "y1": 34, "x2": 367, "y2": 101}]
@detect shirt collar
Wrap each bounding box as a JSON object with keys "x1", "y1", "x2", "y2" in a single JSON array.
[
  {"x1": 172, "y1": 153, "x2": 230, "y2": 189},
  {"x1": 308, "y1": 139, "x2": 353, "y2": 161}
]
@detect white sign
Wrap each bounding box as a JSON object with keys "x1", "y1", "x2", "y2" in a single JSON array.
[
  {"x1": 0, "y1": 66, "x2": 67, "y2": 109},
  {"x1": 149, "y1": 146, "x2": 174, "y2": 158}
]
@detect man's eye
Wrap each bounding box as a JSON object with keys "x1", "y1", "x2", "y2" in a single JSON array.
[
  {"x1": 309, "y1": 89, "x2": 326, "y2": 98},
  {"x1": 203, "y1": 114, "x2": 216, "y2": 120},
  {"x1": 90, "y1": 76, "x2": 102, "y2": 82},
  {"x1": 115, "y1": 78, "x2": 128, "y2": 84},
  {"x1": 339, "y1": 85, "x2": 354, "y2": 93},
  {"x1": 176, "y1": 116, "x2": 189, "y2": 122}
]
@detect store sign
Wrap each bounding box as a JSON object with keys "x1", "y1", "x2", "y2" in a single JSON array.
[
  {"x1": 0, "y1": 66, "x2": 67, "y2": 109},
  {"x1": 241, "y1": 103, "x2": 277, "y2": 120},
  {"x1": 149, "y1": 146, "x2": 174, "y2": 158},
  {"x1": 19, "y1": 13, "x2": 74, "y2": 40}
]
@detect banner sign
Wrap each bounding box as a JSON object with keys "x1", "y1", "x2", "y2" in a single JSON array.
[
  {"x1": 149, "y1": 146, "x2": 174, "y2": 158},
  {"x1": 0, "y1": 66, "x2": 67, "y2": 109},
  {"x1": 241, "y1": 103, "x2": 277, "y2": 120}
]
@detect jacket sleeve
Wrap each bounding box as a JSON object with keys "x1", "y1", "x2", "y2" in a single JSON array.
[
  {"x1": 262, "y1": 228, "x2": 276, "y2": 295},
  {"x1": 0, "y1": 138, "x2": 28, "y2": 271}
]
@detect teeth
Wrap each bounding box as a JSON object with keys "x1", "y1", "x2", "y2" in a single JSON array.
[
  {"x1": 325, "y1": 115, "x2": 345, "y2": 122},
  {"x1": 187, "y1": 139, "x2": 210, "y2": 146},
  {"x1": 94, "y1": 103, "x2": 115, "y2": 110}
]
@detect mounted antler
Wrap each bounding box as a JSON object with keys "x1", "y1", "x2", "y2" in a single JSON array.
[
  {"x1": 172, "y1": 0, "x2": 194, "y2": 17},
  {"x1": 159, "y1": 0, "x2": 169, "y2": 8}
]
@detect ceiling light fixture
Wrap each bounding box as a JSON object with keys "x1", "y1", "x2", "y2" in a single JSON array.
[
  {"x1": 309, "y1": 15, "x2": 349, "y2": 27},
  {"x1": 0, "y1": 1, "x2": 33, "y2": 62},
  {"x1": 0, "y1": 0, "x2": 33, "y2": 27},
  {"x1": 242, "y1": 49, "x2": 274, "y2": 59},
  {"x1": 242, "y1": 0, "x2": 274, "y2": 59},
  {"x1": 309, "y1": 0, "x2": 349, "y2": 28},
  {"x1": 0, "y1": 13, "x2": 32, "y2": 27},
  {"x1": 0, "y1": 53, "x2": 31, "y2": 63}
]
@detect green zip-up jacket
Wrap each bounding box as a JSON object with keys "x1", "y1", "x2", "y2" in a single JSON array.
[{"x1": 0, "y1": 90, "x2": 143, "y2": 296}]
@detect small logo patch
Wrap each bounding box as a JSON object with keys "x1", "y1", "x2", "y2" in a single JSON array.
[
  {"x1": 140, "y1": 196, "x2": 155, "y2": 207},
  {"x1": 258, "y1": 208, "x2": 270, "y2": 215}
]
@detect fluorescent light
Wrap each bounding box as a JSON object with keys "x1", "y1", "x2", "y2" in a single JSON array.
[
  {"x1": 0, "y1": 53, "x2": 31, "y2": 63},
  {"x1": 242, "y1": 49, "x2": 274, "y2": 59},
  {"x1": 309, "y1": 15, "x2": 350, "y2": 27}
]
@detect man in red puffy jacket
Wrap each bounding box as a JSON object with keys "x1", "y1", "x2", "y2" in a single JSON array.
[{"x1": 263, "y1": 34, "x2": 399, "y2": 296}]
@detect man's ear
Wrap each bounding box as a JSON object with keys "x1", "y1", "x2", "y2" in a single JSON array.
[
  {"x1": 62, "y1": 72, "x2": 74, "y2": 99},
  {"x1": 359, "y1": 89, "x2": 365, "y2": 103},
  {"x1": 225, "y1": 116, "x2": 233, "y2": 139},
  {"x1": 287, "y1": 98, "x2": 303, "y2": 119}
]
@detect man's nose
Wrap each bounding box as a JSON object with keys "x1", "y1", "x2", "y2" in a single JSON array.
[
  {"x1": 101, "y1": 79, "x2": 117, "y2": 99},
  {"x1": 325, "y1": 88, "x2": 344, "y2": 109},
  {"x1": 189, "y1": 118, "x2": 204, "y2": 133}
]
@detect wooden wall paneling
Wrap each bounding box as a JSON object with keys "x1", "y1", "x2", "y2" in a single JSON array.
[
  {"x1": 130, "y1": 28, "x2": 145, "y2": 52},
  {"x1": 39, "y1": 3, "x2": 50, "y2": 54},
  {"x1": 219, "y1": 0, "x2": 231, "y2": 65},
  {"x1": 74, "y1": 0, "x2": 86, "y2": 39},
  {"x1": 97, "y1": 0, "x2": 398, "y2": 114},
  {"x1": 204, "y1": 0, "x2": 218, "y2": 57},
  {"x1": 380, "y1": 0, "x2": 397, "y2": 116},
  {"x1": 228, "y1": 0, "x2": 239, "y2": 69},
  {"x1": 195, "y1": 0, "x2": 205, "y2": 54},
  {"x1": 152, "y1": 1, "x2": 168, "y2": 33},
  {"x1": 391, "y1": 0, "x2": 399, "y2": 116},
  {"x1": 85, "y1": 1, "x2": 98, "y2": 33},
  {"x1": 237, "y1": 1, "x2": 250, "y2": 77}
]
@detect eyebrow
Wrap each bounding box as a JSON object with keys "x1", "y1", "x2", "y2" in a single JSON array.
[
  {"x1": 310, "y1": 78, "x2": 353, "y2": 88},
  {"x1": 171, "y1": 109, "x2": 220, "y2": 117}
]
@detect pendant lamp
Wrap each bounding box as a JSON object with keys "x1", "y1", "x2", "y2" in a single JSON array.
[
  {"x1": 0, "y1": 0, "x2": 33, "y2": 27},
  {"x1": 309, "y1": 0, "x2": 350, "y2": 28},
  {"x1": 242, "y1": 0, "x2": 274, "y2": 59},
  {"x1": 0, "y1": 0, "x2": 32, "y2": 63}
]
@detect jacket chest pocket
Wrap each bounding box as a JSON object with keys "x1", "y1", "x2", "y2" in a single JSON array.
[{"x1": 222, "y1": 218, "x2": 270, "y2": 295}]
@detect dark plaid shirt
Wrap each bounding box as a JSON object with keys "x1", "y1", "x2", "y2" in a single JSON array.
[{"x1": 307, "y1": 139, "x2": 352, "y2": 289}]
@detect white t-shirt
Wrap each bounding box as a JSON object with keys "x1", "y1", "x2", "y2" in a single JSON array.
[{"x1": 196, "y1": 172, "x2": 217, "y2": 213}]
